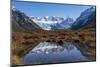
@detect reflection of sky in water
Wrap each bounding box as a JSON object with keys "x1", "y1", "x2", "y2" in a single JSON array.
[{"x1": 23, "y1": 42, "x2": 91, "y2": 65}]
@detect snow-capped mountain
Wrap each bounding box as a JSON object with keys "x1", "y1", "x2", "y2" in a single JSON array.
[
  {"x1": 71, "y1": 6, "x2": 96, "y2": 29},
  {"x1": 57, "y1": 17, "x2": 74, "y2": 29},
  {"x1": 12, "y1": 6, "x2": 74, "y2": 31},
  {"x1": 31, "y1": 16, "x2": 74, "y2": 30},
  {"x1": 31, "y1": 16, "x2": 64, "y2": 23},
  {"x1": 31, "y1": 16, "x2": 64, "y2": 30}
]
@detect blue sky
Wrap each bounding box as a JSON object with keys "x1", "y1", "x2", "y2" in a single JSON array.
[{"x1": 12, "y1": 1, "x2": 94, "y2": 20}]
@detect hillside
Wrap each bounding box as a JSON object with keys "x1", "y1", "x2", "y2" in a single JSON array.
[
  {"x1": 71, "y1": 7, "x2": 96, "y2": 30},
  {"x1": 11, "y1": 9, "x2": 41, "y2": 32}
]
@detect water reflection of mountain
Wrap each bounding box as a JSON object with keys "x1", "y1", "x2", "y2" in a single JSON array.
[
  {"x1": 75, "y1": 43, "x2": 96, "y2": 60},
  {"x1": 30, "y1": 42, "x2": 64, "y2": 54},
  {"x1": 23, "y1": 41, "x2": 94, "y2": 65},
  {"x1": 29, "y1": 41, "x2": 94, "y2": 60},
  {"x1": 63, "y1": 42, "x2": 75, "y2": 53},
  {"x1": 30, "y1": 42, "x2": 77, "y2": 54}
]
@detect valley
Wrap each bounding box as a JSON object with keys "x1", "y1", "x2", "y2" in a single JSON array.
[{"x1": 11, "y1": 5, "x2": 96, "y2": 66}]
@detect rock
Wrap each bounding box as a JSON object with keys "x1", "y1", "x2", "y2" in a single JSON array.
[
  {"x1": 57, "y1": 40, "x2": 64, "y2": 45},
  {"x1": 74, "y1": 40, "x2": 80, "y2": 43},
  {"x1": 51, "y1": 39, "x2": 55, "y2": 42},
  {"x1": 46, "y1": 40, "x2": 51, "y2": 42}
]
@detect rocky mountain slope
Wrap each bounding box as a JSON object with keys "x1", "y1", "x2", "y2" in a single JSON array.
[
  {"x1": 12, "y1": 8, "x2": 41, "y2": 31},
  {"x1": 71, "y1": 7, "x2": 96, "y2": 30}
]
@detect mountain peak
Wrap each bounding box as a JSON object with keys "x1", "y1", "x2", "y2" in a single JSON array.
[
  {"x1": 71, "y1": 7, "x2": 96, "y2": 29},
  {"x1": 12, "y1": 6, "x2": 18, "y2": 11},
  {"x1": 65, "y1": 17, "x2": 74, "y2": 22},
  {"x1": 31, "y1": 16, "x2": 64, "y2": 23},
  {"x1": 12, "y1": 9, "x2": 41, "y2": 31}
]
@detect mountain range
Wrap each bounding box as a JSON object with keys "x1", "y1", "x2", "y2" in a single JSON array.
[
  {"x1": 31, "y1": 16, "x2": 74, "y2": 30},
  {"x1": 12, "y1": 6, "x2": 96, "y2": 31}
]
